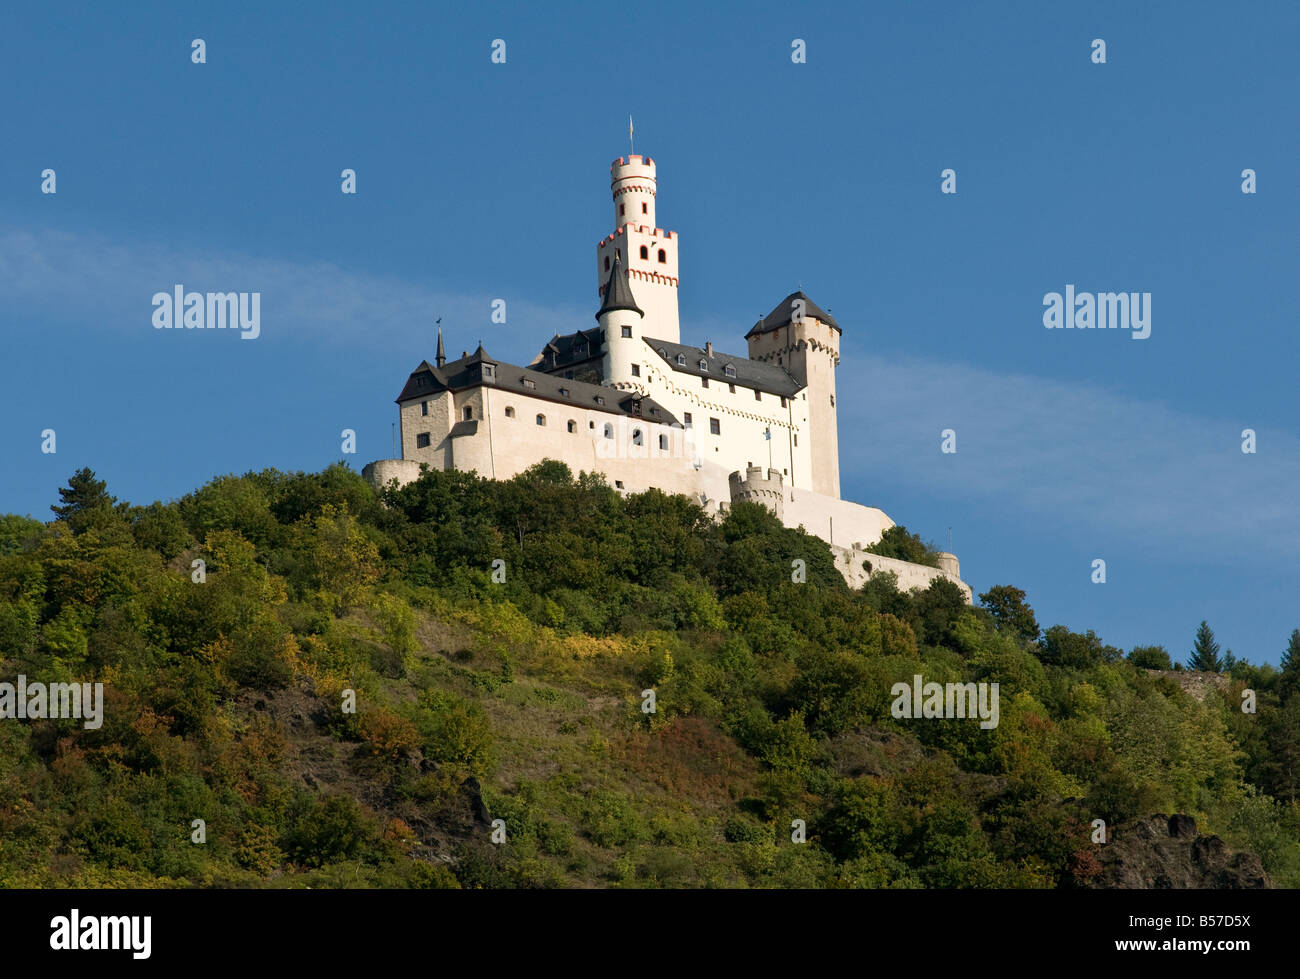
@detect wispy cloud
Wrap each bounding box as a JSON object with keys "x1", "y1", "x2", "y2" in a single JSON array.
[
  {"x1": 0, "y1": 225, "x2": 586, "y2": 352},
  {"x1": 841, "y1": 354, "x2": 1300, "y2": 560}
]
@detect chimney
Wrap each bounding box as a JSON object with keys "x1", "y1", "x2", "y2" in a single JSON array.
[{"x1": 705, "y1": 341, "x2": 713, "y2": 358}]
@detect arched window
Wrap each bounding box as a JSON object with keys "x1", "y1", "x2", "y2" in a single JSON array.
[
  {"x1": 658, "y1": 434, "x2": 668, "y2": 450},
  {"x1": 463, "y1": 405, "x2": 473, "y2": 420},
  {"x1": 657, "y1": 248, "x2": 666, "y2": 263},
  {"x1": 724, "y1": 364, "x2": 736, "y2": 377},
  {"x1": 639, "y1": 245, "x2": 648, "y2": 259},
  {"x1": 536, "y1": 414, "x2": 546, "y2": 426},
  {"x1": 699, "y1": 359, "x2": 708, "y2": 371},
  {"x1": 603, "y1": 423, "x2": 614, "y2": 439},
  {"x1": 567, "y1": 420, "x2": 576, "y2": 433},
  {"x1": 504, "y1": 406, "x2": 515, "y2": 418},
  {"x1": 676, "y1": 354, "x2": 686, "y2": 366},
  {"x1": 632, "y1": 428, "x2": 643, "y2": 446},
  {"x1": 604, "y1": 256, "x2": 610, "y2": 271}
]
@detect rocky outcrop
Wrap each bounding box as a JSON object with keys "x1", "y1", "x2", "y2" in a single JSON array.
[{"x1": 1088, "y1": 814, "x2": 1270, "y2": 888}]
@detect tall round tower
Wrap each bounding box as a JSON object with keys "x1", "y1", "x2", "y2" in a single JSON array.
[{"x1": 596, "y1": 154, "x2": 680, "y2": 346}]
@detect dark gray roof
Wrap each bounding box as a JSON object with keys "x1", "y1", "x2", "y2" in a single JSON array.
[
  {"x1": 596, "y1": 251, "x2": 643, "y2": 320},
  {"x1": 747, "y1": 290, "x2": 840, "y2": 338},
  {"x1": 531, "y1": 327, "x2": 605, "y2": 373},
  {"x1": 643, "y1": 337, "x2": 802, "y2": 398},
  {"x1": 396, "y1": 347, "x2": 679, "y2": 425}
]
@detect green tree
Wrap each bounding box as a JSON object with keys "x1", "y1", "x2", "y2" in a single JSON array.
[
  {"x1": 1282, "y1": 630, "x2": 1300, "y2": 674},
  {"x1": 865, "y1": 525, "x2": 941, "y2": 568},
  {"x1": 1187, "y1": 620, "x2": 1223, "y2": 672},
  {"x1": 50, "y1": 468, "x2": 117, "y2": 531},
  {"x1": 978, "y1": 585, "x2": 1040, "y2": 644},
  {"x1": 1128, "y1": 645, "x2": 1173, "y2": 671}
]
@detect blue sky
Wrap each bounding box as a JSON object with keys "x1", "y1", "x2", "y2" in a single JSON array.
[{"x1": 2, "y1": 1, "x2": 1297, "y2": 665}]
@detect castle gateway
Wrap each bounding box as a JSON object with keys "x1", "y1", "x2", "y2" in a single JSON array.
[{"x1": 364, "y1": 151, "x2": 969, "y2": 600}]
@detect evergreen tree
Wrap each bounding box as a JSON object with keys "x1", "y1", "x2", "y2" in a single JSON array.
[
  {"x1": 51, "y1": 467, "x2": 114, "y2": 520},
  {"x1": 1187, "y1": 620, "x2": 1224, "y2": 672},
  {"x1": 1283, "y1": 629, "x2": 1300, "y2": 674}
]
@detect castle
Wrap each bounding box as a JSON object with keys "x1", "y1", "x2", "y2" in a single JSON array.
[{"x1": 364, "y1": 152, "x2": 970, "y2": 600}]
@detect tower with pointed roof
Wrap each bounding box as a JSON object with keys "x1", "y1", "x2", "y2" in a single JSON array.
[{"x1": 597, "y1": 155, "x2": 680, "y2": 348}]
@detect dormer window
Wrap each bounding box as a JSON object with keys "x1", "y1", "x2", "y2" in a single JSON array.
[
  {"x1": 699, "y1": 359, "x2": 708, "y2": 371},
  {"x1": 595, "y1": 396, "x2": 605, "y2": 406},
  {"x1": 523, "y1": 378, "x2": 536, "y2": 390},
  {"x1": 559, "y1": 387, "x2": 569, "y2": 396},
  {"x1": 724, "y1": 364, "x2": 736, "y2": 378},
  {"x1": 676, "y1": 354, "x2": 686, "y2": 366}
]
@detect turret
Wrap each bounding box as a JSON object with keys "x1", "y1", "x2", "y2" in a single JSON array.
[
  {"x1": 597, "y1": 251, "x2": 645, "y2": 386},
  {"x1": 596, "y1": 154, "x2": 680, "y2": 345}
]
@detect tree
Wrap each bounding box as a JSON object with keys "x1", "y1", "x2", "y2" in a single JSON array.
[
  {"x1": 1187, "y1": 620, "x2": 1223, "y2": 672},
  {"x1": 1129, "y1": 645, "x2": 1173, "y2": 671},
  {"x1": 50, "y1": 468, "x2": 115, "y2": 522},
  {"x1": 1283, "y1": 630, "x2": 1300, "y2": 674},
  {"x1": 864, "y1": 525, "x2": 942, "y2": 568},
  {"x1": 978, "y1": 585, "x2": 1040, "y2": 643}
]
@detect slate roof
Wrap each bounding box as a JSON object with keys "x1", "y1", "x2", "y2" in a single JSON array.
[
  {"x1": 531, "y1": 327, "x2": 606, "y2": 372},
  {"x1": 746, "y1": 290, "x2": 840, "y2": 338},
  {"x1": 643, "y1": 337, "x2": 802, "y2": 398},
  {"x1": 396, "y1": 346, "x2": 679, "y2": 424},
  {"x1": 596, "y1": 250, "x2": 644, "y2": 320}
]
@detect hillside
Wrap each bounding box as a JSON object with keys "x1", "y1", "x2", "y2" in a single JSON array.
[{"x1": 0, "y1": 461, "x2": 1297, "y2": 888}]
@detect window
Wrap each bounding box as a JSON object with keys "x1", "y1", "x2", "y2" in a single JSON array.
[
  {"x1": 595, "y1": 396, "x2": 605, "y2": 406},
  {"x1": 559, "y1": 387, "x2": 569, "y2": 396},
  {"x1": 631, "y1": 364, "x2": 640, "y2": 377},
  {"x1": 621, "y1": 325, "x2": 632, "y2": 338},
  {"x1": 416, "y1": 433, "x2": 431, "y2": 448},
  {"x1": 615, "y1": 480, "x2": 624, "y2": 489},
  {"x1": 523, "y1": 378, "x2": 536, "y2": 390},
  {"x1": 603, "y1": 423, "x2": 614, "y2": 438},
  {"x1": 632, "y1": 429, "x2": 643, "y2": 446},
  {"x1": 709, "y1": 418, "x2": 721, "y2": 435},
  {"x1": 639, "y1": 245, "x2": 648, "y2": 259},
  {"x1": 658, "y1": 348, "x2": 667, "y2": 358},
  {"x1": 728, "y1": 383, "x2": 736, "y2": 393},
  {"x1": 658, "y1": 434, "x2": 668, "y2": 450},
  {"x1": 536, "y1": 414, "x2": 546, "y2": 426},
  {"x1": 699, "y1": 359, "x2": 708, "y2": 371},
  {"x1": 754, "y1": 389, "x2": 762, "y2": 401},
  {"x1": 483, "y1": 365, "x2": 493, "y2": 377},
  {"x1": 421, "y1": 400, "x2": 429, "y2": 416},
  {"x1": 463, "y1": 406, "x2": 473, "y2": 420},
  {"x1": 641, "y1": 202, "x2": 648, "y2": 214},
  {"x1": 684, "y1": 412, "x2": 692, "y2": 426},
  {"x1": 657, "y1": 248, "x2": 666, "y2": 263},
  {"x1": 577, "y1": 344, "x2": 587, "y2": 356},
  {"x1": 724, "y1": 364, "x2": 736, "y2": 377},
  {"x1": 604, "y1": 256, "x2": 610, "y2": 271},
  {"x1": 567, "y1": 420, "x2": 576, "y2": 433},
  {"x1": 676, "y1": 354, "x2": 686, "y2": 366},
  {"x1": 649, "y1": 407, "x2": 659, "y2": 416},
  {"x1": 505, "y1": 406, "x2": 515, "y2": 418},
  {"x1": 619, "y1": 204, "x2": 625, "y2": 216}
]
